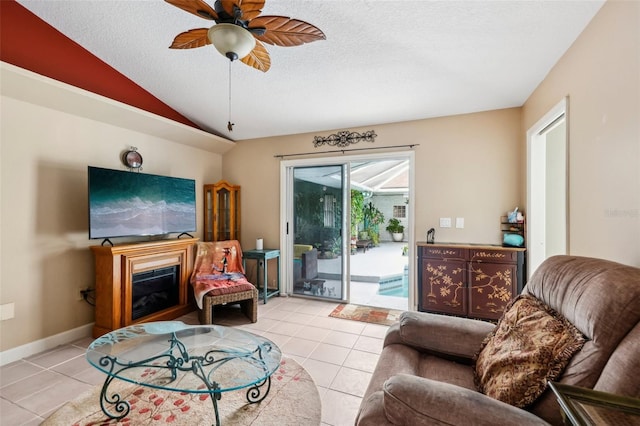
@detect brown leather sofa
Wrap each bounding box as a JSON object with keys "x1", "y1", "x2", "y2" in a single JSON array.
[{"x1": 356, "y1": 255, "x2": 640, "y2": 425}]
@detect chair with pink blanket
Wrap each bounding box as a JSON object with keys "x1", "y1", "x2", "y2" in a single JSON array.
[{"x1": 191, "y1": 240, "x2": 258, "y2": 324}]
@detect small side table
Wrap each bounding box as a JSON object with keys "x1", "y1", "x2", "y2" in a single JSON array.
[
  {"x1": 243, "y1": 249, "x2": 280, "y2": 304},
  {"x1": 549, "y1": 382, "x2": 640, "y2": 425}
]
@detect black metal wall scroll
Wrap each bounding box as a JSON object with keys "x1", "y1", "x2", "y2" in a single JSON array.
[{"x1": 313, "y1": 130, "x2": 377, "y2": 148}]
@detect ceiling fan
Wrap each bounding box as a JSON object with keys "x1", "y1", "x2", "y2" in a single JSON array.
[{"x1": 165, "y1": 0, "x2": 326, "y2": 72}]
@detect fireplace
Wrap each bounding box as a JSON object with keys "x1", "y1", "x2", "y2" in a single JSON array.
[
  {"x1": 131, "y1": 265, "x2": 180, "y2": 321},
  {"x1": 91, "y1": 238, "x2": 198, "y2": 337}
]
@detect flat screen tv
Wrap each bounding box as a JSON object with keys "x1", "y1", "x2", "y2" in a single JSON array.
[{"x1": 88, "y1": 166, "x2": 196, "y2": 240}]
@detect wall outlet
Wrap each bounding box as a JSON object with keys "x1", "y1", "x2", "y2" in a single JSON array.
[
  {"x1": 439, "y1": 217, "x2": 452, "y2": 228},
  {"x1": 456, "y1": 217, "x2": 465, "y2": 228},
  {"x1": 77, "y1": 287, "x2": 86, "y2": 301},
  {"x1": 0, "y1": 302, "x2": 15, "y2": 320}
]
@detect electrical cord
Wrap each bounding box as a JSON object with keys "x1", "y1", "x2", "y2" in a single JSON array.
[{"x1": 81, "y1": 288, "x2": 96, "y2": 307}]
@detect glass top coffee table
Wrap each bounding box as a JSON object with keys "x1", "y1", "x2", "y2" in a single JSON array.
[{"x1": 86, "y1": 321, "x2": 281, "y2": 426}]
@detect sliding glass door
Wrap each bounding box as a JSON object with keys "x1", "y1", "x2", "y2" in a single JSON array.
[
  {"x1": 280, "y1": 151, "x2": 415, "y2": 309},
  {"x1": 288, "y1": 165, "x2": 347, "y2": 301}
]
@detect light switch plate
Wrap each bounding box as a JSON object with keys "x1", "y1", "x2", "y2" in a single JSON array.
[
  {"x1": 456, "y1": 217, "x2": 464, "y2": 228},
  {"x1": 440, "y1": 217, "x2": 452, "y2": 228},
  {"x1": 0, "y1": 303, "x2": 15, "y2": 320}
]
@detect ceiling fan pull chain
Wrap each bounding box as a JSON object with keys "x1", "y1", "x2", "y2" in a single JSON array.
[{"x1": 227, "y1": 60, "x2": 234, "y2": 132}]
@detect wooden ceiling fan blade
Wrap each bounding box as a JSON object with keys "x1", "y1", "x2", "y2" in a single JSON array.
[
  {"x1": 250, "y1": 16, "x2": 326, "y2": 47},
  {"x1": 240, "y1": 40, "x2": 271, "y2": 72},
  {"x1": 165, "y1": 0, "x2": 218, "y2": 20},
  {"x1": 169, "y1": 28, "x2": 212, "y2": 49},
  {"x1": 237, "y1": 0, "x2": 265, "y2": 21},
  {"x1": 220, "y1": 0, "x2": 264, "y2": 21},
  {"x1": 219, "y1": 0, "x2": 235, "y2": 17}
]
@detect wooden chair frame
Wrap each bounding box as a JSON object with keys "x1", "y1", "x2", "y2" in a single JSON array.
[{"x1": 199, "y1": 288, "x2": 258, "y2": 324}]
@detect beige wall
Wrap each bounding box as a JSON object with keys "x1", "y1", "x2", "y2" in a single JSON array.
[
  {"x1": 523, "y1": 0, "x2": 640, "y2": 266},
  {"x1": 223, "y1": 107, "x2": 524, "y2": 252},
  {"x1": 0, "y1": 95, "x2": 223, "y2": 352}
]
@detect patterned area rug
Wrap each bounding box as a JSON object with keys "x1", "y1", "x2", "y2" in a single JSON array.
[
  {"x1": 329, "y1": 304, "x2": 403, "y2": 326},
  {"x1": 42, "y1": 357, "x2": 320, "y2": 426}
]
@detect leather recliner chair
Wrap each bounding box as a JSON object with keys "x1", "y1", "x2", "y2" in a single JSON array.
[{"x1": 356, "y1": 255, "x2": 640, "y2": 425}]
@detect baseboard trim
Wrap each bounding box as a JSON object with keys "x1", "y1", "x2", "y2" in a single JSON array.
[{"x1": 0, "y1": 322, "x2": 94, "y2": 366}]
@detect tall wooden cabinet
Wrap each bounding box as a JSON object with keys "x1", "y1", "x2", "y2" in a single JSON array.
[
  {"x1": 417, "y1": 243, "x2": 526, "y2": 321},
  {"x1": 203, "y1": 181, "x2": 240, "y2": 242}
]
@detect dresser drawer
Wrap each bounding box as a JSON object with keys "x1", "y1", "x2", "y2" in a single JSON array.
[
  {"x1": 469, "y1": 248, "x2": 518, "y2": 264},
  {"x1": 421, "y1": 246, "x2": 467, "y2": 260}
]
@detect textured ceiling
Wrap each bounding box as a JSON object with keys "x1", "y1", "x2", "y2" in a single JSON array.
[{"x1": 16, "y1": 0, "x2": 604, "y2": 142}]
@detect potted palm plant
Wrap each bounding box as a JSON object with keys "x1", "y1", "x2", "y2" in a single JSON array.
[{"x1": 386, "y1": 218, "x2": 405, "y2": 242}]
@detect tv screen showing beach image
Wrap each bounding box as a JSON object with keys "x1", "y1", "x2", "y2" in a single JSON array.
[{"x1": 88, "y1": 167, "x2": 196, "y2": 239}]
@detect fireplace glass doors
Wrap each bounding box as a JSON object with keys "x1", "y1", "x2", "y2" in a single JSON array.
[{"x1": 131, "y1": 265, "x2": 180, "y2": 321}]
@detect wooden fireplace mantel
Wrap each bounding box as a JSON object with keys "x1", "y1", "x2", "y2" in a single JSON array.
[{"x1": 91, "y1": 238, "x2": 198, "y2": 337}]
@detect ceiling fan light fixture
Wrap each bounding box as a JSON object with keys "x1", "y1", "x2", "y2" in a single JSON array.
[{"x1": 208, "y1": 23, "x2": 255, "y2": 61}]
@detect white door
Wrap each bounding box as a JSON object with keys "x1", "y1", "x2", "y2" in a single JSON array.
[{"x1": 527, "y1": 98, "x2": 569, "y2": 275}]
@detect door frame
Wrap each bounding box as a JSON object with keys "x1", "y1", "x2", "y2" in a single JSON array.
[
  {"x1": 279, "y1": 151, "x2": 416, "y2": 308},
  {"x1": 526, "y1": 96, "x2": 569, "y2": 276}
]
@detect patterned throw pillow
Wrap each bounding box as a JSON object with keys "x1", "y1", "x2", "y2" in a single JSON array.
[{"x1": 473, "y1": 294, "x2": 586, "y2": 408}]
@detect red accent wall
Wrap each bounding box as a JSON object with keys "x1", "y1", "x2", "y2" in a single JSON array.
[{"x1": 0, "y1": 0, "x2": 200, "y2": 129}]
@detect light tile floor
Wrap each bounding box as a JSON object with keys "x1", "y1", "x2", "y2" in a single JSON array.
[{"x1": 0, "y1": 296, "x2": 388, "y2": 426}]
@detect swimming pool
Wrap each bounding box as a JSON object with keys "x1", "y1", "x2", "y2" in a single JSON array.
[
  {"x1": 377, "y1": 265, "x2": 409, "y2": 298},
  {"x1": 378, "y1": 281, "x2": 408, "y2": 297}
]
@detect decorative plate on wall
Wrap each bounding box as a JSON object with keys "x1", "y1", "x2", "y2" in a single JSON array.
[{"x1": 122, "y1": 148, "x2": 143, "y2": 170}]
